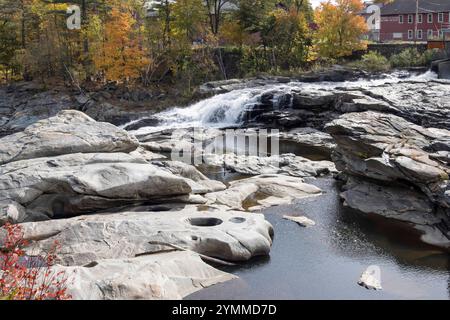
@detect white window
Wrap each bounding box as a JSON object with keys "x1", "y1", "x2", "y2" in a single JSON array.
[
  {"x1": 408, "y1": 30, "x2": 414, "y2": 39},
  {"x1": 438, "y1": 13, "x2": 444, "y2": 23},
  {"x1": 418, "y1": 14, "x2": 423, "y2": 23},
  {"x1": 408, "y1": 14, "x2": 413, "y2": 24},
  {"x1": 439, "y1": 29, "x2": 444, "y2": 38},
  {"x1": 399, "y1": 15, "x2": 404, "y2": 24},
  {"x1": 416, "y1": 29, "x2": 423, "y2": 39},
  {"x1": 428, "y1": 29, "x2": 434, "y2": 38},
  {"x1": 428, "y1": 13, "x2": 433, "y2": 23}
]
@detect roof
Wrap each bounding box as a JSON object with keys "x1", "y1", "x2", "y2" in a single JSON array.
[{"x1": 381, "y1": 0, "x2": 450, "y2": 15}]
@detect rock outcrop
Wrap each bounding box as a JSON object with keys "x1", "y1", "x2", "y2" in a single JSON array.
[
  {"x1": 326, "y1": 111, "x2": 450, "y2": 247},
  {"x1": 0, "y1": 111, "x2": 232, "y2": 223},
  {"x1": 21, "y1": 204, "x2": 274, "y2": 265},
  {"x1": 241, "y1": 79, "x2": 450, "y2": 131}
]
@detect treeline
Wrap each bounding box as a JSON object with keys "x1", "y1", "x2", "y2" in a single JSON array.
[{"x1": 0, "y1": 0, "x2": 368, "y2": 88}]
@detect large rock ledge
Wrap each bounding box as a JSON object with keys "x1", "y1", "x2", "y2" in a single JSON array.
[
  {"x1": 51, "y1": 251, "x2": 236, "y2": 300},
  {"x1": 20, "y1": 204, "x2": 273, "y2": 265},
  {"x1": 0, "y1": 110, "x2": 139, "y2": 165},
  {"x1": 326, "y1": 111, "x2": 450, "y2": 248}
]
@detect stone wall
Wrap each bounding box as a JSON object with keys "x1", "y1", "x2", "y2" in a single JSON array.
[{"x1": 367, "y1": 43, "x2": 428, "y2": 57}]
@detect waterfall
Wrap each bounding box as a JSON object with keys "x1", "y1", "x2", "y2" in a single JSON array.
[{"x1": 124, "y1": 71, "x2": 438, "y2": 135}]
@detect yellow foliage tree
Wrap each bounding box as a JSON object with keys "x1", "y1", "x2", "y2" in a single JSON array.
[
  {"x1": 92, "y1": 4, "x2": 149, "y2": 82},
  {"x1": 314, "y1": 0, "x2": 368, "y2": 60}
]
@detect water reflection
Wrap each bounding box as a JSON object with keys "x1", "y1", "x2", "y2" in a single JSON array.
[{"x1": 187, "y1": 177, "x2": 450, "y2": 300}]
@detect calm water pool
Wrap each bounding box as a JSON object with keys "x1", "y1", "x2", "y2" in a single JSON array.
[{"x1": 187, "y1": 178, "x2": 450, "y2": 300}]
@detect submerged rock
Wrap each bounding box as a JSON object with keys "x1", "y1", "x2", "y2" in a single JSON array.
[{"x1": 283, "y1": 215, "x2": 316, "y2": 227}]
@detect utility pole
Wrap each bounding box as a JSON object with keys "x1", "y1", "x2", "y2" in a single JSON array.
[{"x1": 414, "y1": 0, "x2": 418, "y2": 44}]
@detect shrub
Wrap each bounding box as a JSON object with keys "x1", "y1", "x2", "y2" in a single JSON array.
[
  {"x1": 0, "y1": 223, "x2": 72, "y2": 300},
  {"x1": 354, "y1": 51, "x2": 391, "y2": 72},
  {"x1": 389, "y1": 48, "x2": 426, "y2": 68}
]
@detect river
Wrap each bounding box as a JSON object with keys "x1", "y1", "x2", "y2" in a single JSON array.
[
  {"x1": 125, "y1": 70, "x2": 449, "y2": 300},
  {"x1": 187, "y1": 178, "x2": 449, "y2": 300}
]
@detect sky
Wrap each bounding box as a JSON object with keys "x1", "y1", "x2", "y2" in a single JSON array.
[{"x1": 310, "y1": 0, "x2": 324, "y2": 8}]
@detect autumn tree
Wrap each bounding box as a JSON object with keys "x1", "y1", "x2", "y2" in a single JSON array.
[
  {"x1": 91, "y1": 2, "x2": 150, "y2": 82},
  {"x1": 314, "y1": 0, "x2": 368, "y2": 60},
  {"x1": 261, "y1": 6, "x2": 312, "y2": 69}
]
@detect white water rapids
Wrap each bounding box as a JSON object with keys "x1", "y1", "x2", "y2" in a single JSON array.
[{"x1": 123, "y1": 71, "x2": 438, "y2": 135}]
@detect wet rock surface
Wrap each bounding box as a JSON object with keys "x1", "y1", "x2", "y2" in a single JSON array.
[{"x1": 239, "y1": 78, "x2": 450, "y2": 131}]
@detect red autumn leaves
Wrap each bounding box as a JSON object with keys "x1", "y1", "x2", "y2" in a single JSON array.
[{"x1": 0, "y1": 223, "x2": 72, "y2": 300}]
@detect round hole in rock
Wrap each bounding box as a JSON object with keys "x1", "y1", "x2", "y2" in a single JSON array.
[
  {"x1": 229, "y1": 217, "x2": 246, "y2": 224},
  {"x1": 188, "y1": 217, "x2": 223, "y2": 227}
]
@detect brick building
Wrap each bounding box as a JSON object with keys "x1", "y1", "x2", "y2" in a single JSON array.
[{"x1": 380, "y1": 0, "x2": 450, "y2": 42}]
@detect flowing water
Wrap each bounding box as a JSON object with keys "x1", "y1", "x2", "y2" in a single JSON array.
[
  {"x1": 128, "y1": 71, "x2": 449, "y2": 299},
  {"x1": 123, "y1": 70, "x2": 438, "y2": 135}
]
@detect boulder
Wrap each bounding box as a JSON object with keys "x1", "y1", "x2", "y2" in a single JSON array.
[
  {"x1": 21, "y1": 204, "x2": 274, "y2": 265},
  {"x1": 278, "y1": 128, "x2": 336, "y2": 160},
  {"x1": 358, "y1": 266, "x2": 382, "y2": 290},
  {"x1": 0, "y1": 110, "x2": 139, "y2": 165}
]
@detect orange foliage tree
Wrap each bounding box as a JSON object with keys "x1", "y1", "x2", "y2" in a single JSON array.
[
  {"x1": 313, "y1": 0, "x2": 368, "y2": 60},
  {"x1": 92, "y1": 3, "x2": 150, "y2": 82}
]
